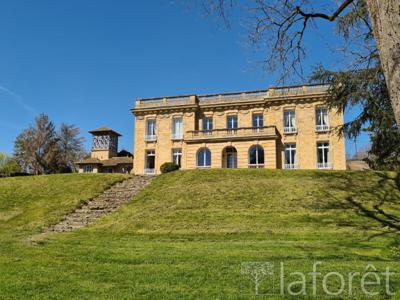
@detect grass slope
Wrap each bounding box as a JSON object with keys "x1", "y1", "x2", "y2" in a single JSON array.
[
  {"x1": 0, "y1": 174, "x2": 128, "y2": 237},
  {"x1": 1, "y1": 170, "x2": 400, "y2": 299}
]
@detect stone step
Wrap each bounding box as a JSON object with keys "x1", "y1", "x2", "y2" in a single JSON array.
[{"x1": 42, "y1": 176, "x2": 154, "y2": 234}]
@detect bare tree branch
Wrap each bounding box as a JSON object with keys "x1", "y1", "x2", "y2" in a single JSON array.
[
  {"x1": 296, "y1": 0, "x2": 354, "y2": 22},
  {"x1": 202, "y1": 0, "x2": 362, "y2": 82}
]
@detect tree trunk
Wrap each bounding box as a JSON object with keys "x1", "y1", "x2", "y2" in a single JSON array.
[{"x1": 366, "y1": 0, "x2": 400, "y2": 126}]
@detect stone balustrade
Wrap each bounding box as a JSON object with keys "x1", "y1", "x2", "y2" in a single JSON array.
[
  {"x1": 185, "y1": 126, "x2": 278, "y2": 143},
  {"x1": 134, "y1": 84, "x2": 330, "y2": 109}
]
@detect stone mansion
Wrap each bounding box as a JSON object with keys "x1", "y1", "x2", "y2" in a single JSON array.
[{"x1": 131, "y1": 84, "x2": 346, "y2": 175}]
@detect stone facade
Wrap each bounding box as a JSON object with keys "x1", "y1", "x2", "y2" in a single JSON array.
[{"x1": 131, "y1": 84, "x2": 346, "y2": 175}]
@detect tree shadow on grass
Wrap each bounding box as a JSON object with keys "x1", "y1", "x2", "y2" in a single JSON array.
[{"x1": 312, "y1": 171, "x2": 400, "y2": 240}]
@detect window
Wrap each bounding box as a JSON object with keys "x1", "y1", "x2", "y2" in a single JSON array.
[
  {"x1": 227, "y1": 115, "x2": 238, "y2": 129},
  {"x1": 227, "y1": 115, "x2": 238, "y2": 134},
  {"x1": 145, "y1": 150, "x2": 156, "y2": 174},
  {"x1": 283, "y1": 110, "x2": 297, "y2": 133},
  {"x1": 317, "y1": 142, "x2": 331, "y2": 169},
  {"x1": 252, "y1": 114, "x2": 264, "y2": 127},
  {"x1": 172, "y1": 148, "x2": 182, "y2": 167},
  {"x1": 248, "y1": 145, "x2": 264, "y2": 168},
  {"x1": 316, "y1": 108, "x2": 329, "y2": 131},
  {"x1": 172, "y1": 118, "x2": 183, "y2": 140},
  {"x1": 197, "y1": 148, "x2": 211, "y2": 167},
  {"x1": 203, "y1": 117, "x2": 213, "y2": 132},
  {"x1": 225, "y1": 147, "x2": 237, "y2": 168},
  {"x1": 83, "y1": 165, "x2": 93, "y2": 173},
  {"x1": 145, "y1": 119, "x2": 156, "y2": 141},
  {"x1": 285, "y1": 144, "x2": 297, "y2": 169}
]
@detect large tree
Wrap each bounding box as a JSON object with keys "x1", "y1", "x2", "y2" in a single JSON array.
[
  {"x1": 203, "y1": 0, "x2": 400, "y2": 125},
  {"x1": 57, "y1": 123, "x2": 86, "y2": 173},
  {"x1": 14, "y1": 114, "x2": 59, "y2": 174},
  {"x1": 14, "y1": 114, "x2": 85, "y2": 174},
  {"x1": 201, "y1": 0, "x2": 399, "y2": 169},
  {"x1": 366, "y1": 0, "x2": 400, "y2": 126}
]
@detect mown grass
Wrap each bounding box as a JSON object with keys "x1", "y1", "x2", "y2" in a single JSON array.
[{"x1": 0, "y1": 170, "x2": 400, "y2": 299}]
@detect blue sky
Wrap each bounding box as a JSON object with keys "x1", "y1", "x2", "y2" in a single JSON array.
[{"x1": 0, "y1": 0, "x2": 369, "y2": 156}]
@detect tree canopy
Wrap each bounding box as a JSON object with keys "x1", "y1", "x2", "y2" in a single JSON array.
[
  {"x1": 201, "y1": 0, "x2": 400, "y2": 170},
  {"x1": 14, "y1": 114, "x2": 86, "y2": 174}
]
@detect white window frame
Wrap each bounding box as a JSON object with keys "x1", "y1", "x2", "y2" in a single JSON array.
[
  {"x1": 252, "y1": 113, "x2": 264, "y2": 128},
  {"x1": 284, "y1": 144, "x2": 298, "y2": 169},
  {"x1": 227, "y1": 115, "x2": 238, "y2": 135},
  {"x1": 197, "y1": 148, "x2": 211, "y2": 168},
  {"x1": 203, "y1": 117, "x2": 213, "y2": 131},
  {"x1": 172, "y1": 148, "x2": 182, "y2": 167},
  {"x1": 227, "y1": 115, "x2": 238, "y2": 129},
  {"x1": 316, "y1": 108, "x2": 330, "y2": 132},
  {"x1": 145, "y1": 150, "x2": 156, "y2": 174},
  {"x1": 248, "y1": 145, "x2": 264, "y2": 168},
  {"x1": 225, "y1": 147, "x2": 238, "y2": 169},
  {"x1": 317, "y1": 142, "x2": 332, "y2": 169},
  {"x1": 145, "y1": 119, "x2": 157, "y2": 141},
  {"x1": 283, "y1": 110, "x2": 297, "y2": 133},
  {"x1": 83, "y1": 165, "x2": 93, "y2": 173},
  {"x1": 172, "y1": 117, "x2": 183, "y2": 140}
]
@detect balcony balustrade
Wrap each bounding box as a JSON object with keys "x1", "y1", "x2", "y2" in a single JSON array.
[
  {"x1": 283, "y1": 126, "x2": 297, "y2": 134},
  {"x1": 284, "y1": 163, "x2": 299, "y2": 170},
  {"x1": 317, "y1": 162, "x2": 332, "y2": 169},
  {"x1": 144, "y1": 134, "x2": 157, "y2": 142},
  {"x1": 171, "y1": 133, "x2": 183, "y2": 140},
  {"x1": 316, "y1": 124, "x2": 330, "y2": 132},
  {"x1": 186, "y1": 126, "x2": 277, "y2": 142}
]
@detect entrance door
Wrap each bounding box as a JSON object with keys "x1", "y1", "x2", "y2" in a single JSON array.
[{"x1": 225, "y1": 147, "x2": 237, "y2": 168}]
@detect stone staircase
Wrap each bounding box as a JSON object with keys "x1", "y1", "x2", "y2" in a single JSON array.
[{"x1": 46, "y1": 176, "x2": 153, "y2": 233}]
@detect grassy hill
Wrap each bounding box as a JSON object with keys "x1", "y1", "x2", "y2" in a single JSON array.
[{"x1": 0, "y1": 170, "x2": 399, "y2": 299}]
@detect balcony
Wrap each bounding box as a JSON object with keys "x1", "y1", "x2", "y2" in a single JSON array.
[
  {"x1": 316, "y1": 124, "x2": 330, "y2": 132},
  {"x1": 283, "y1": 126, "x2": 297, "y2": 134},
  {"x1": 317, "y1": 162, "x2": 332, "y2": 169},
  {"x1": 285, "y1": 163, "x2": 299, "y2": 170},
  {"x1": 248, "y1": 164, "x2": 265, "y2": 169},
  {"x1": 145, "y1": 134, "x2": 157, "y2": 142},
  {"x1": 185, "y1": 126, "x2": 278, "y2": 143},
  {"x1": 171, "y1": 133, "x2": 183, "y2": 140}
]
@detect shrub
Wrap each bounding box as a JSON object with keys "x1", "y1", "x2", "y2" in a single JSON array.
[
  {"x1": 0, "y1": 153, "x2": 21, "y2": 177},
  {"x1": 160, "y1": 162, "x2": 179, "y2": 174}
]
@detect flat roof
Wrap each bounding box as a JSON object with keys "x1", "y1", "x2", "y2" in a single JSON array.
[{"x1": 137, "y1": 83, "x2": 329, "y2": 102}]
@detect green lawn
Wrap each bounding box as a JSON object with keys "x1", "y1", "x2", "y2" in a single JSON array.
[{"x1": 0, "y1": 170, "x2": 400, "y2": 299}]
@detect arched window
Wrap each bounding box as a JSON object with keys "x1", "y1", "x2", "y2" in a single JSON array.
[
  {"x1": 248, "y1": 145, "x2": 264, "y2": 168},
  {"x1": 197, "y1": 148, "x2": 211, "y2": 167}
]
